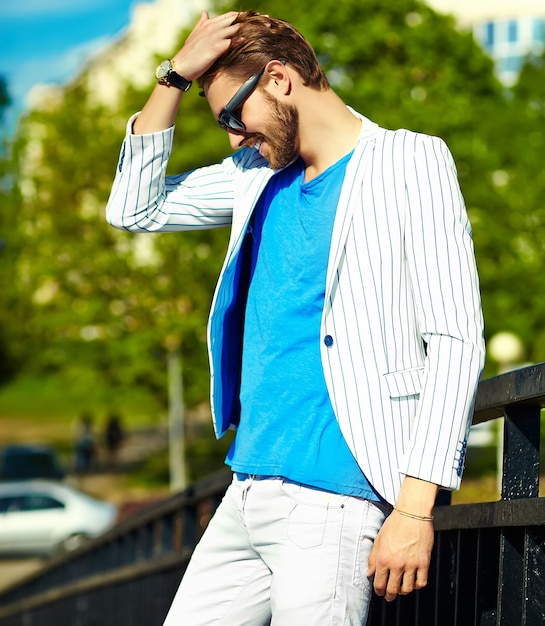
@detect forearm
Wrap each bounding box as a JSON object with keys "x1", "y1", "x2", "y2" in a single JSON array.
[
  {"x1": 402, "y1": 133, "x2": 485, "y2": 489},
  {"x1": 106, "y1": 118, "x2": 242, "y2": 232},
  {"x1": 132, "y1": 83, "x2": 184, "y2": 134}
]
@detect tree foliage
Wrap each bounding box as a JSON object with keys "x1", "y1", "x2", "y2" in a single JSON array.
[
  {"x1": 477, "y1": 48, "x2": 545, "y2": 362},
  {"x1": 2, "y1": 0, "x2": 545, "y2": 414},
  {"x1": 8, "y1": 76, "x2": 230, "y2": 409},
  {"x1": 0, "y1": 75, "x2": 23, "y2": 382}
]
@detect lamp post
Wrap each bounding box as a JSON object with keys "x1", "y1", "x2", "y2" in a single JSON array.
[
  {"x1": 487, "y1": 331, "x2": 526, "y2": 494},
  {"x1": 165, "y1": 336, "x2": 186, "y2": 492}
]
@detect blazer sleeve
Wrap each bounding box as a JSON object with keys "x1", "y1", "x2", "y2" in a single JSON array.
[
  {"x1": 400, "y1": 132, "x2": 486, "y2": 489},
  {"x1": 105, "y1": 114, "x2": 263, "y2": 233}
]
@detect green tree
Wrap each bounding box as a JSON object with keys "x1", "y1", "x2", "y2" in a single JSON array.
[
  {"x1": 0, "y1": 75, "x2": 24, "y2": 383},
  {"x1": 477, "y1": 48, "x2": 545, "y2": 364},
  {"x1": 0, "y1": 76, "x2": 10, "y2": 126},
  {"x1": 10, "y1": 75, "x2": 230, "y2": 409},
  {"x1": 6, "y1": 0, "x2": 543, "y2": 422}
]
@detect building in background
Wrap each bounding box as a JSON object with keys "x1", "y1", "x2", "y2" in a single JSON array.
[
  {"x1": 27, "y1": 0, "x2": 210, "y2": 113},
  {"x1": 23, "y1": 0, "x2": 545, "y2": 116},
  {"x1": 429, "y1": 0, "x2": 545, "y2": 85}
]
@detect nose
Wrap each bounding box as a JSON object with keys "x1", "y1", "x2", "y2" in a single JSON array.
[{"x1": 228, "y1": 131, "x2": 246, "y2": 150}]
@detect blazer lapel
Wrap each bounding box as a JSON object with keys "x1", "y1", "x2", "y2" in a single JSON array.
[
  {"x1": 225, "y1": 165, "x2": 276, "y2": 266},
  {"x1": 325, "y1": 117, "x2": 379, "y2": 299}
]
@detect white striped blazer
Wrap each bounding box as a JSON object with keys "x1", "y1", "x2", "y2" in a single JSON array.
[{"x1": 106, "y1": 108, "x2": 485, "y2": 504}]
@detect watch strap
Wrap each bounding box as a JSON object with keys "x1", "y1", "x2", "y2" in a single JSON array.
[{"x1": 165, "y1": 69, "x2": 192, "y2": 92}]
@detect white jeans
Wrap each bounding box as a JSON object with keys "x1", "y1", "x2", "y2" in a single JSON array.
[{"x1": 163, "y1": 474, "x2": 389, "y2": 626}]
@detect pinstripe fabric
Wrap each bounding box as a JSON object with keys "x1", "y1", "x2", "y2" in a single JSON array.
[{"x1": 106, "y1": 109, "x2": 485, "y2": 504}]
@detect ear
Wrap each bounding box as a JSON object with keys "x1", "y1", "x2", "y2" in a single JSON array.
[{"x1": 263, "y1": 59, "x2": 291, "y2": 95}]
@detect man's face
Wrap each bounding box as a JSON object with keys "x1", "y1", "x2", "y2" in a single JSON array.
[{"x1": 207, "y1": 73, "x2": 300, "y2": 170}]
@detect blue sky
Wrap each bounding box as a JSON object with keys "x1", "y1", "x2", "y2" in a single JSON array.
[{"x1": 0, "y1": 0, "x2": 152, "y2": 133}]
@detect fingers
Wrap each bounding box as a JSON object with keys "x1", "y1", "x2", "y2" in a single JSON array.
[
  {"x1": 414, "y1": 566, "x2": 429, "y2": 590},
  {"x1": 173, "y1": 12, "x2": 241, "y2": 81},
  {"x1": 195, "y1": 10, "x2": 209, "y2": 26},
  {"x1": 373, "y1": 566, "x2": 427, "y2": 602},
  {"x1": 372, "y1": 547, "x2": 431, "y2": 599},
  {"x1": 400, "y1": 571, "x2": 415, "y2": 595}
]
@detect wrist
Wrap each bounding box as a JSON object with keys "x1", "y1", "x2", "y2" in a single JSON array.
[
  {"x1": 170, "y1": 57, "x2": 197, "y2": 82},
  {"x1": 395, "y1": 476, "x2": 439, "y2": 518}
]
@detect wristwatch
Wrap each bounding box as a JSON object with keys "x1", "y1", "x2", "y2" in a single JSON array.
[{"x1": 155, "y1": 60, "x2": 192, "y2": 91}]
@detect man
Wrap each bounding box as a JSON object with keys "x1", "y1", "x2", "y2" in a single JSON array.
[{"x1": 106, "y1": 10, "x2": 485, "y2": 625}]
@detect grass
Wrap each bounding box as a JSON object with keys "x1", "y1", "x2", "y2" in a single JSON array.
[
  {"x1": 0, "y1": 372, "x2": 167, "y2": 481},
  {"x1": 453, "y1": 474, "x2": 501, "y2": 504},
  {"x1": 0, "y1": 373, "x2": 165, "y2": 444}
]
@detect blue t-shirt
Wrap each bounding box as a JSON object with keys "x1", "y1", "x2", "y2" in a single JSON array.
[{"x1": 227, "y1": 153, "x2": 378, "y2": 500}]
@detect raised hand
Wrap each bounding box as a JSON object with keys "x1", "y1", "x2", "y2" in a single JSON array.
[
  {"x1": 132, "y1": 11, "x2": 240, "y2": 134},
  {"x1": 171, "y1": 11, "x2": 240, "y2": 81}
]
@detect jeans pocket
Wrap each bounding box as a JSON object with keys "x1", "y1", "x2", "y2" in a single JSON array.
[
  {"x1": 353, "y1": 501, "x2": 388, "y2": 590},
  {"x1": 353, "y1": 531, "x2": 373, "y2": 590},
  {"x1": 287, "y1": 503, "x2": 327, "y2": 549}
]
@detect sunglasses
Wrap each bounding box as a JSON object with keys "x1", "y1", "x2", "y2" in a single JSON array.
[
  {"x1": 216, "y1": 61, "x2": 286, "y2": 133},
  {"x1": 217, "y1": 67, "x2": 266, "y2": 133}
]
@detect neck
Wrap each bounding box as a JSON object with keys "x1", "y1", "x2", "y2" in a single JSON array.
[{"x1": 296, "y1": 89, "x2": 361, "y2": 181}]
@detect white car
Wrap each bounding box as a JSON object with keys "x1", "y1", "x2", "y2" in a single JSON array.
[{"x1": 0, "y1": 480, "x2": 118, "y2": 556}]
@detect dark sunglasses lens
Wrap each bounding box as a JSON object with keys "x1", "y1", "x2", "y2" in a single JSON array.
[{"x1": 218, "y1": 111, "x2": 245, "y2": 132}]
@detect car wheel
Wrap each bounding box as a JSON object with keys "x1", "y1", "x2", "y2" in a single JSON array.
[{"x1": 61, "y1": 533, "x2": 91, "y2": 553}]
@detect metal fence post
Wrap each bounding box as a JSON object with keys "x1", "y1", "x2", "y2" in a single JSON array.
[{"x1": 498, "y1": 403, "x2": 541, "y2": 626}]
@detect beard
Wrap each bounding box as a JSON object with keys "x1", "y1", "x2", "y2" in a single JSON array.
[{"x1": 254, "y1": 92, "x2": 299, "y2": 170}]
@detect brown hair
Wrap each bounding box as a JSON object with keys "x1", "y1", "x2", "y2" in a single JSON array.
[{"x1": 199, "y1": 11, "x2": 330, "y2": 90}]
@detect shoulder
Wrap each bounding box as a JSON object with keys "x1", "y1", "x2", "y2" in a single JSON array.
[
  {"x1": 381, "y1": 127, "x2": 451, "y2": 156},
  {"x1": 379, "y1": 126, "x2": 440, "y2": 147},
  {"x1": 375, "y1": 128, "x2": 455, "y2": 173}
]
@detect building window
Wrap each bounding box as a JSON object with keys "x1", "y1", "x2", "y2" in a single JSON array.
[
  {"x1": 507, "y1": 20, "x2": 518, "y2": 44},
  {"x1": 484, "y1": 21, "x2": 495, "y2": 50},
  {"x1": 532, "y1": 18, "x2": 545, "y2": 43},
  {"x1": 498, "y1": 55, "x2": 524, "y2": 74},
  {"x1": 507, "y1": 20, "x2": 519, "y2": 44}
]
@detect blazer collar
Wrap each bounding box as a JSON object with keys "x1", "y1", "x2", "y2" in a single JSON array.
[{"x1": 324, "y1": 109, "x2": 379, "y2": 298}]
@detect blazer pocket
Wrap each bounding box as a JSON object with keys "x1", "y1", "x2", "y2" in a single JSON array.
[{"x1": 383, "y1": 367, "x2": 424, "y2": 398}]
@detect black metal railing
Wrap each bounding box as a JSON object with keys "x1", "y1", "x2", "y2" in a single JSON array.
[
  {"x1": 368, "y1": 362, "x2": 545, "y2": 626},
  {"x1": 0, "y1": 363, "x2": 543, "y2": 626}
]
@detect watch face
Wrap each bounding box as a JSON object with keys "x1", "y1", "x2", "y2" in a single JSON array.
[{"x1": 156, "y1": 60, "x2": 172, "y2": 81}]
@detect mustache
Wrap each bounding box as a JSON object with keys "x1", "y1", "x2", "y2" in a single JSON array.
[{"x1": 239, "y1": 133, "x2": 265, "y2": 149}]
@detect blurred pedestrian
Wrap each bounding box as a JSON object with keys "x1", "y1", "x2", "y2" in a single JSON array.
[
  {"x1": 104, "y1": 412, "x2": 125, "y2": 470},
  {"x1": 74, "y1": 413, "x2": 96, "y2": 474}
]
